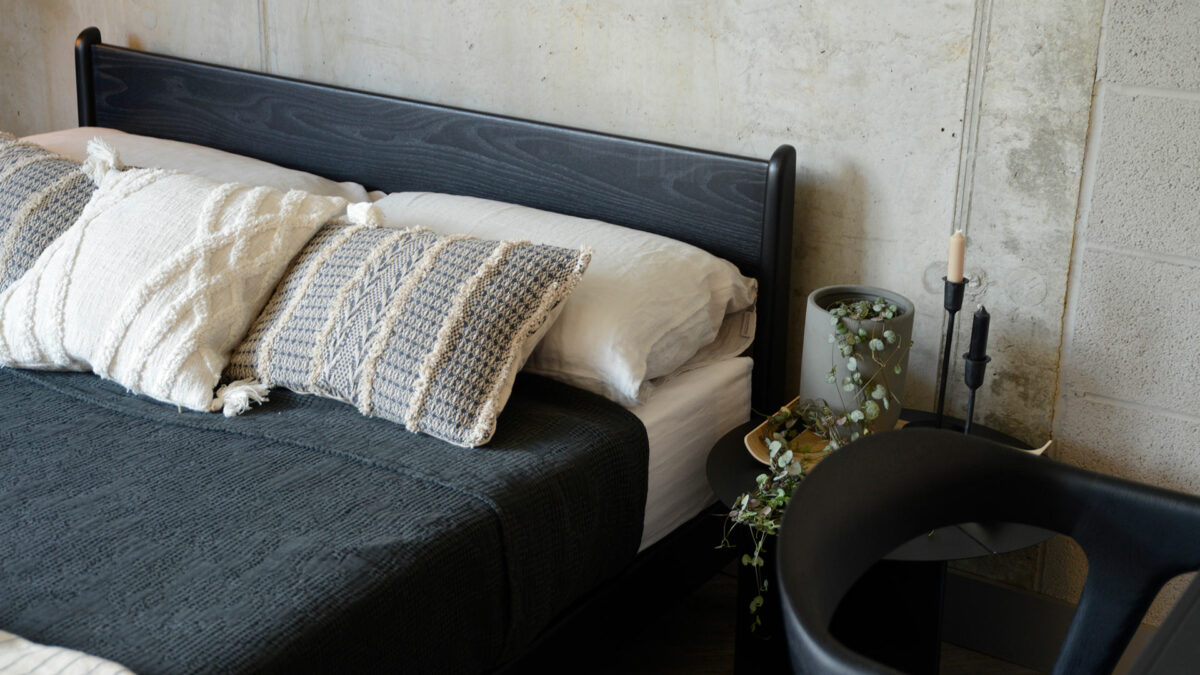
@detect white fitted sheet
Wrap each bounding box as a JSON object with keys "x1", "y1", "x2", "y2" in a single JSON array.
[{"x1": 632, "y1": 356, "x2": 753, "y2": 550}]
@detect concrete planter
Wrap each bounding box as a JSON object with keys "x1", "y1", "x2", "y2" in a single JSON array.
[{"x1": 798, "y1": 285, "x2": 915, "y2": 435}]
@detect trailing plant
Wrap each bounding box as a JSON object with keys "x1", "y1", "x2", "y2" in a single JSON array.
[
  {"x1": 821, "y1": 296, "x2": 911, "y2": 449},
  {"x1": 720, "y1": 297, "x2": 911, "y2": 630}
]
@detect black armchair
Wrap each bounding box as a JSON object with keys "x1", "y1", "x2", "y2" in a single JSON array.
[{"x1": 776, "y1": 428, "x2": 1200, "y2": 674}]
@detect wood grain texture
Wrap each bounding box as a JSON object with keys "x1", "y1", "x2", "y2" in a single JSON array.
[{"x1": 80, "y1": 35, "x2": 794, "y2": 410}]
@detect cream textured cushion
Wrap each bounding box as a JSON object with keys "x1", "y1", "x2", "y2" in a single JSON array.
[
  {"x1": 374, "y1": 192, "x2": 758, "y2": 406},
  {"x1": 0, "y1": 142, "x2": 347, "y2": 412}
]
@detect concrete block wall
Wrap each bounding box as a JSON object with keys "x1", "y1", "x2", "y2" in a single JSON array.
[{"x1": 1045, "y1": 0, "x2": 1200, "y2": 625}]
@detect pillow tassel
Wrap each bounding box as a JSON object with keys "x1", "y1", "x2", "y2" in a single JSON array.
[
  {"x1": 81, "y1": 137, "x2": 125, "y2": 185},
  {"x1": 211, "y1": 379, "x2": 271, "y2": 417},
  {"x1": 346, "y1": 202, "x2": 382, "y2": 228}
]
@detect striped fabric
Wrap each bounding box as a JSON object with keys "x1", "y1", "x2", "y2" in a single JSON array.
[
  {"x1": 0, "y1": 631, "x2": 133, "y2": 675},
  {"x1": 228, "y1": 223, "x2": 589, "y2": 447},
  {"x1": 0, "y1": 133, "x2": 95, "y2": 292}
]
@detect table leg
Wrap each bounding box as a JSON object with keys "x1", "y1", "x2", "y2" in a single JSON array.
[{"x1": 830, "y1": 559, "x2": 947, "y2": 674}]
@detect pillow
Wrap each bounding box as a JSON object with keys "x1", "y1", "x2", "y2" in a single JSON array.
[
  {"x1": 0, "y1": 140, "x2": 348, "y2": 412},
  {"x1": 373, "y1": 192, "x2": 757, "y2": 406},
  {"x1": 21, "y1": 127, "x2": 371, "y2": 203},
  {"x1": 0, "y1": 132, "x2": 95, "y2": 292},
  {"x1": 227, "y1": 222, "x2": 589, "y2": 447}
]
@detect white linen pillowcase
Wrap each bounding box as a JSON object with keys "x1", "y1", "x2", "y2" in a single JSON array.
[
  {"x1": 373, "y1": 192, "x2": 757, "y2": 406},
  {"x1": 22, "y1": 127, "x2": 371, "y2": 203},
  {"x1": 0, "y1": 141, "x2": 348, "y2": 413}
]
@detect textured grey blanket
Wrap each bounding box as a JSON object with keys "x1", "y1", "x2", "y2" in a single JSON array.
[{"x1": 0, "y1": 368, "x2": 648, "y2": 674}]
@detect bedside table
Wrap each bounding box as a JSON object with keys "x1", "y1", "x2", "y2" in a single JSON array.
[{"x1": 707, "y1": 411, "x2": 1053, "y2": 674}]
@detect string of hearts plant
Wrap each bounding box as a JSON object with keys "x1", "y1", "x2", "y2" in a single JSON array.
[{"x1": 720, "y1": 297, "x2": 910, "y2": 632}]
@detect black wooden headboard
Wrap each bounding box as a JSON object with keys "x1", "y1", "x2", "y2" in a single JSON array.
[{"x1": 74, "y1": 27, "x2": 795, "y2": 412}]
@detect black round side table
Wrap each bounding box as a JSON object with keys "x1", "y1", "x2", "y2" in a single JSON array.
[{"x1": 706, "y1": 411, "x2": 1054, "y2": 674}]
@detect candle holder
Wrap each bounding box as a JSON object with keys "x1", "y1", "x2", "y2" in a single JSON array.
[
  {"x1": 962, "y1": 353, "x2": 991, "y2": 435},
  {"x1": 935, "y1": 277, "x2": 967, "y2": 428}
]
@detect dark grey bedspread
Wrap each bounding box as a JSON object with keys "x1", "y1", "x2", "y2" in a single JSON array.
[{"x1": 0, "y1": 368, "x2": 649, "y2": 674}]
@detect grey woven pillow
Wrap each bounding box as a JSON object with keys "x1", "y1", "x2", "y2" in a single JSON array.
[
  {"x1": 0, "y1": 132, "x2": 96, "y2": 291},
  {"x1": 228, "y1": 222, "x2": 590, "y2": 447}
]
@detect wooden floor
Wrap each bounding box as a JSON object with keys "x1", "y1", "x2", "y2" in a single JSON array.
[{"x1": 571, "y1": 568, "x2": 1039, "y2": 674}]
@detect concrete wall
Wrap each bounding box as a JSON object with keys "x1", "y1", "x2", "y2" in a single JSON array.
[
  {"x1": 1044, "y1": 0, "x2": 1200, "y2": 625},
  {"x1": 6, "y1": 0, "x2": 1196, "y2": 626}
]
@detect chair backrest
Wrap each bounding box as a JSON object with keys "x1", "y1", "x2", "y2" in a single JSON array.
[{"x1": 776, "y1": 428, "x2": 1200, "y2": 675}]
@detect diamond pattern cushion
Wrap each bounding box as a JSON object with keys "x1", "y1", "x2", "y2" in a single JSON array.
[
  {"x1": 0, "y1": 132, "x2": 96, "y2": 292},
  {"x1": 227, "y1": 222, "x2": 589, "y2": 447}
]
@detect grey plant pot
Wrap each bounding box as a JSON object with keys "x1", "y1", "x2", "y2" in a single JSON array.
[{"x1": 798, "y1": 284, "x2": 916, "y2": 435}]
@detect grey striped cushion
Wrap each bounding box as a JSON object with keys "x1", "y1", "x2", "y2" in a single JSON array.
[
  {"x1": 0, "y1": 133, "x2": 96, "y2": 291},
  {"x1": 228, "y1": 222, "x2": 589, "y2": 447}
]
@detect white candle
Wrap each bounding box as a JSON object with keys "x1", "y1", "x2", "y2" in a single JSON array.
[{"x1": 947, "y1": 230, "x2": 965, "y2": 283}]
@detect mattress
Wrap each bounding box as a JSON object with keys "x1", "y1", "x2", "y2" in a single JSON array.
[{"x1": 634, "y1": 356, "x2": 753, "y2": 549}]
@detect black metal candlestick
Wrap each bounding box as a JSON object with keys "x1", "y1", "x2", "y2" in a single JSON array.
[
  {"x1": 963, "y1": 305, "x2": 991, "y2": 435},
  {"x1": 935, "y1": 277, "x2": 967, "y2": 428}
]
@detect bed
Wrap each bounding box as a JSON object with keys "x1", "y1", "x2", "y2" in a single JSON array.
[{"x1": 0, "y1": 28, "x2": 795, "y2": 674}]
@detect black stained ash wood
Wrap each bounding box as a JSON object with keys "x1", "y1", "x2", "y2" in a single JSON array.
[{"x1": 79, "y1": 32, "x2": 794, "y2": 411}]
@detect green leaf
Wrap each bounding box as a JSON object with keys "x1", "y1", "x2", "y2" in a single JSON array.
[
  {"x1": 871, "y1": 384, "x2": 887, "y2": 399},
  {"x1": 894, "y1": 364, "x2": 903, "y2": 375},
  {"x1": 847, "y1": 357, "x2": 858, "y2": 372},
  {"x1": 750, "y1": 595, "x2": 764, "y2": 613},
  {"x1": 849, "y1": 409, "x2": 865, "y2": 422},
  {"x1": 863, "y1": 400, "x2": 880, "y2": 420},
  {"x1": 884, "y1": 329, "x2": 897, "y2": 344},
  {"x1": 857, "y1": 328, "x2": 868, "y2": 338},
  {"x1": 869, "y1": 338, "x2": 885, "y2": 352}
]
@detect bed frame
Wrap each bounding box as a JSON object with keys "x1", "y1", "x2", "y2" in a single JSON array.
[{"x1": 72, "y1": 26, "x2": 795, "y2": 670}]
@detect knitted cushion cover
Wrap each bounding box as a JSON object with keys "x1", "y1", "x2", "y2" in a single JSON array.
[
  {"x1": 0, "y1": 132, "x2": 96, "y2": 292},
  {"x1": 0, "y1": 145, "x2": 347, "y2": 412},
  {"x1": 227, "y1": 222, "x2": 590, "y2": 447}
]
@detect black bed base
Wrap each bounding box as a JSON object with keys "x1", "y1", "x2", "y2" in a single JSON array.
[{"x1": 494, "y1": 504, "x2": 735, "y2": 673}]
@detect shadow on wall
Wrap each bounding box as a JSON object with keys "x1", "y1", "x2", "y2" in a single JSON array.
[{"x1": 784, "y1": 161, "x2": 869, "y2": 400}]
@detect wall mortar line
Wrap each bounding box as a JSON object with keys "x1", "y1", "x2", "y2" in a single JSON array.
[
  {"x1": 1080, "y1": 391, "x2": 1200, "y2": 425},
  {"x1": 1108, "y1": 82, "x2": 1200, "y2": 102},
  {"x1": 258, "y1": 0, "x2": 271, "y2": 73},
  {"x1": 1086, "y1": 242, "x2": 1200, "y2": 268}
]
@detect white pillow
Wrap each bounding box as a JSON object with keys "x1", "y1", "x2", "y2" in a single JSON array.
[
  {"x1": 373, "y1": 192, "x2": 757, "y2": 406},
  {"x1": 0, "y1": 142, "x2": 348, "y2": 412},
  {"x1": 21, "y1": 127, "x2": 371, "y2": 203}
]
